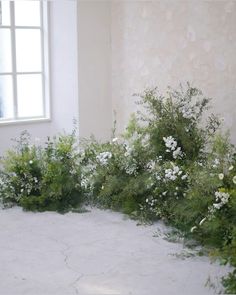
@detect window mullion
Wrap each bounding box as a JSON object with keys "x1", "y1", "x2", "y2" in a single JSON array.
[
  {"x1": 40, "y1": 1, "x2": 46, "y2": 117},
  {"x1": 10, "y1": 2, "x2": 18, "y2": 119}
]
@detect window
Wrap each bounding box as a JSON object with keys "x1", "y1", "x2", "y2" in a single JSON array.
[{"x1": 0, "y1": 1, "x2": 50, "y2": 123}]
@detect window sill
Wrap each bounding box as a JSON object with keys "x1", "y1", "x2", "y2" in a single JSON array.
[{"x1": 0, "y1": 117, "x2": 51, "y2": 127}]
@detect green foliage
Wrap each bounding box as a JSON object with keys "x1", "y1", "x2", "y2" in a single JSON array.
[
  {"x1": 79, "y1": 84, "x2": 235, "y2": 292},
  {"x1": 135, "y1": 84, "x2": 220, "y2": 163},
  {"x1": 0, "y1": 83, "x2": 235, "y2": 292},
  {"x1": 0, "y1": 131, "x2": 82, "y2": 212}
]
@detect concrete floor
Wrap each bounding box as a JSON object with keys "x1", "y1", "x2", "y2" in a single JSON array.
[{"x1": 0, "y1": 207, "x2": 230, "y2": 295}]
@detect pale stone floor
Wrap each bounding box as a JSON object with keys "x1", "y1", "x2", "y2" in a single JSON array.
[{"x1": 0, "y1": 207, "x2": 231, "y2": 295}]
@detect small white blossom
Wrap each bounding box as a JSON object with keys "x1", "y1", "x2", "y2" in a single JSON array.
[
  {"x1": 233, "y1": 176, "x2": 236, "y2": 184},
  {"x1": 181, "y1": 174, "x2": 187, "y2": 180},
  {"x1": 164, "y1": 164, "x2": 183, "y2": 181},
  {"x1": 29, "y1": 160, "x2": 33, "y2": 164},
  {"x1": 173, "y1": 147, "x2": 183, "y2": 159},
  {"x1": 229, "y1": 165, "x2": 234, "y2": 171},
  {"x1": 180, "y1": 106, "x2": 195, "y2": 119},
  {"x1": 211, "y1": 191, "x2": 230, "y2": 211},
  {"x1": 218, "y1": 173, "x2": 224, "y2": 180},
  {"x1": 112, "y1": 137, "x2": 118, "y2": 143},
  {"x1": 163, "y1": 136, "x2": 177, "y2": 151},
  {"x1": 215, "y1": 191, "x2": 229, "y2": 203},
  {"x1": 125, "y1": 163, "x2": 137, "y2": 175},
  {"x1": 146, "y1": 160, "x2": 156, "y2": 171},
  {"x1": 213, "y1": 158, "x2": 220, "y2": 168},
  {"x1": 96, "y1": 152, "x2": 112, "y2": 166},
  {"x1": 213, "y1": 203, "x2": 222, "y2": 210}
]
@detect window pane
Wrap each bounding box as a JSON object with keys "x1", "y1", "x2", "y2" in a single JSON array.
[
  {"x1": 0, "y1": 28, "x2": 12, "y2": 72},
  {"x1": 0, "y1": 75, "x2": 14, "y2": 119},
  {"x1": 15, "y1": 1, "x2": 40, "y2": 27},
  {"x1": 16, "y1": 29, "x2": 42, "y2": 72},
  {"x1": 17, "y1": 74, "x2": 43, "y2": 118},
  {"x1": 0, "y1": 1, "x2": 11, "y2": 26}
]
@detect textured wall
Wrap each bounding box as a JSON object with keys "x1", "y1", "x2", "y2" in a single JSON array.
[
  {"x1": 78, "y1": 1, "x2": 112, "y2": 141},
  {"x1": 111, "y1": 1, "x2": 236, "y2": 143}
]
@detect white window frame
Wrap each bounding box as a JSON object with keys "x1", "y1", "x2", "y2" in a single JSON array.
[{"x1": 0, "y1": 1, "x2": 50, "y2": 125}]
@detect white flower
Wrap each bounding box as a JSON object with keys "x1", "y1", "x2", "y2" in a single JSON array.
[
  {"x1": 214, "y1": 191, "x2": 230, "y2": 209},
  {"x1": 29, "y1": 160, "x2": 33, "y2": 164},
  {"x1": 229, "y1": 165, "x2": 234, "y2": 171},
  {"x1": 112, "y1": 137, "x2": 118, "y2": 143},
  {"x1": 173, "y1": 147, "x2": 183, "y2": 159},
  {"x1": 233, "y1": 176, "x2": 236, "y2": 184},
  {"x1": 164, "y1": 164, "x2": 182, "y2": 181},
  {"x1": 96, "y1": 151, "x2": 112, "y2": 166},
  {"x1": 218, "y1": 173, "x2": 224, "y2": 180},
  {"x1": 181, "y1": 175, "x2": 187, "y2": 180},
  {"x1": 185, "y1": 127, "x2": 189, "y2": 133},
  {"x1": 180, "y1": 106, "x2": 195, "y2": 119},
  {"x1": 163, "y1": 136, "x2": 177, "y2": 151},
  {"x1": 125, "y1": 163, "x2": 137, "y2": 175},
  {"x1": 212, "y1": 158, "x2": 220, "y2": 168},
  {"x1": 213, "y1": 203, "x2": 222, "y2": 210},
  {"x1": 146, "y1": 160, "x2": 156, "y2": 171}
]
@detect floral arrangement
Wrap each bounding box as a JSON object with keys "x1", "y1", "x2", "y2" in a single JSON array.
[
  {"x1": 0, "y1": 130, "x2": 82, "y2": 212},
  {"x1": 0, "y1": 83, "x2": 235, "y2": 292}
]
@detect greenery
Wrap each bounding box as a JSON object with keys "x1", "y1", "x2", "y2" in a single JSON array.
[
  {"x1": 0, "y1": 83, "x2": 235, "y2": 292},
  {"x1": 0, "y1": 130, "x2": 82, "y2": 213}
]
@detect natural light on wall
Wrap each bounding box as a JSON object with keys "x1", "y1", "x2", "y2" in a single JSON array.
[{"x1": 0, "y1": 1, "x2": 49, "y2": 123}]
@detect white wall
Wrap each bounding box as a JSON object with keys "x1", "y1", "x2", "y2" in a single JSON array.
[
  {"x1": 1, "y1": 0, "x2": 235, "y2": 156},
  {"x1": 111, "y1": 1, "x2": 236, "y2": 143},
  {"x1": 0, "y1": 1, "x2": 79, "y2": 155},
  {"x1": 77, "y1": 1, "x2": 112, "y2": 141}
]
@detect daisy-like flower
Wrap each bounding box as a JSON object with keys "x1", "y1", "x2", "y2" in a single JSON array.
[
  {"x1": 233, "y1": 176, "x2": 236, "y2": 185},
  {"x1": 218, "y1": 173, "x2": 224, "y2": 180}
]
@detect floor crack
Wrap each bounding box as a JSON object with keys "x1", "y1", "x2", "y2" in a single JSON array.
[{"x1": 70, "y1": 274, "x2": 84, "y2": 295}]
